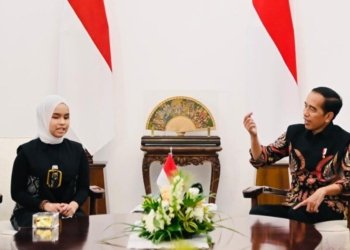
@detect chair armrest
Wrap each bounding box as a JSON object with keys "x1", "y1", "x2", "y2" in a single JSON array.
[
  {"x1": 89, "y1": 185, "x2": 105, "y2": 199},
  {"x1": 243, "y1": 186, "x2": 288, "y2": 198},
  {"x1": 243, "y1": 186, "x2": 264, "y2": 198}
]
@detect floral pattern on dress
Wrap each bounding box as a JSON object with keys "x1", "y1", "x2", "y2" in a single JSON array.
[{"x1": 13, "y1": 175, "x2": 40, "y2": 212}]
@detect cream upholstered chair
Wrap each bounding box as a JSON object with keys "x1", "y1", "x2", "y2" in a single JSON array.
[{"x1": 242, "y1": 164, "x2": 350, "y2": 229}]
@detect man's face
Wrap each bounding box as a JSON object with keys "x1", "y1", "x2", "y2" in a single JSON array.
[
  {"x1": 303, "y1": 91, "x2": 333, "y2": 134},
  {"x1": 49, "y1": 103, "x2": 70, "y2": 138}
]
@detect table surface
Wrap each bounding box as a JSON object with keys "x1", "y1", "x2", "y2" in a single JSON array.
[{"x1": 11, "y1": 213, "x2": 345, "y2": 250}]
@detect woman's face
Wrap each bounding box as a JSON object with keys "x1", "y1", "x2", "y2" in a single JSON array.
[{"x1": 49, "y1": 103, "x2": 70, "y2": 138}]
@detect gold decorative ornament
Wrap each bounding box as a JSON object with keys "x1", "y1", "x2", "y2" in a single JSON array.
[
  {"x1": 46, "y1": 165, "x2": 62, "y2": 188},
  {"x1": 146, "y1": 96, "x2": 215, "y2": 135}
]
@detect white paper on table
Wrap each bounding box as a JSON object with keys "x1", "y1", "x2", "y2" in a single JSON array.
[{"x1": 127, "y1": 232, "x2": 209, "y2": 249}]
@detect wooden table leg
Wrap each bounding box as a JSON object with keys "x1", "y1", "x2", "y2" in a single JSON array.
[
  {"x1": 142, "y1": 156, "x2": 152, "y2": 194},
  {"x1": 209, "y1": 156, "x2": 220, "y2": 203}
]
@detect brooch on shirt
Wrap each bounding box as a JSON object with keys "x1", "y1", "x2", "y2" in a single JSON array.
[
  {"x1": 46, "y1": 165, "x2": 62, "y2": 188},
  {"x1": 322, "y1": 148, "x2": 327, "y2": 159}
]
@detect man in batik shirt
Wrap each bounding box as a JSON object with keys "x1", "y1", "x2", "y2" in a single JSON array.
[{"x1": 243, "y1": 86, "x2": 350, "y2": 223}]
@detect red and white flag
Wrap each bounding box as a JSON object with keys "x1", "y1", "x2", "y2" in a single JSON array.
[
  {"x1": 157, "y1": 153, "x2": 178, "y2": 188},
  {"x1": 247, "y1": 0, "x2": 301, "y2": 141},
  {"x1": 57, "y1": 0, "x2": 115, "y2": 154}
]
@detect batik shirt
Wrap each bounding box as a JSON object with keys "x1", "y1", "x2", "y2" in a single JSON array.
[{"x1": 250, "y1": 123, "x2": 350, "y2": 217}]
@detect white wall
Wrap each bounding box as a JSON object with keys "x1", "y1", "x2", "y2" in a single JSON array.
[{"x1": 1, "y1": 0, "x2": 350, "y2": 220}]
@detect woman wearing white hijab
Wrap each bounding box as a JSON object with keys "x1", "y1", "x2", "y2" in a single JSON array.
[{"x1": 10, "y1": 95, "x2": 89, "y2": 229}]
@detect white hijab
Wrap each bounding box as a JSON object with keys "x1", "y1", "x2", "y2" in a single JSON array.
[{"x1": 37, "y1": 95, "x2": 69, "y2": 144}]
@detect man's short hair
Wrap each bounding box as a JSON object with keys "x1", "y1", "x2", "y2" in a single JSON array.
[{"x1": 312, "y1": 86, "x2": 342, "y2": 119}]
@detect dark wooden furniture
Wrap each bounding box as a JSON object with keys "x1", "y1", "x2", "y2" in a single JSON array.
[
  {"x1": 81, "y1": 160, "x2": 107, "y2": 215},
  {"x1": 88, "y1": 185, "x2": 105, "y2": 215},
  {"x1": 12, "y1": 214, "x2": 324, "y2": 250},
  {"x1": 243, "y1": 163, "x2": 350, "y2": 229},
  {"x1": 141, "y1": 136, "x2": 222, "y2": 203},
  {"x1": 245, "y1": 163, "x2": 289, "y2": 208},
  {"x1": 0, "y1": 193, "x2": 2, "y2": 203}
]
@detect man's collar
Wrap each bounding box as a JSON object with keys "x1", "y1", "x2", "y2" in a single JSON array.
[{"x1": 305, "y1": 122, "x2": 334, "y2": 137}]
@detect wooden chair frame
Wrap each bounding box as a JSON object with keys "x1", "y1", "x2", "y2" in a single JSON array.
[
  {"x1": 88, "y1": 185, "x2": 105, "y2": 215},
  {"x1": 243, "y1": 186, "x2": 350, "y2": 229}
]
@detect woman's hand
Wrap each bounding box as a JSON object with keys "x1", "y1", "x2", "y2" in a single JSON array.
[
  {"x1": 59, "y1": 201, "x2": 79, "y2": 217},
  {"x1": 43, "y1": 202, "x2": 64, "y2": 213}
]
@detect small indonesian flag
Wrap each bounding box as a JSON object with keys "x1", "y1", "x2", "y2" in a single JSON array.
[{"x1": 157, "y1": 153, "x2": 178, "y2": 188}]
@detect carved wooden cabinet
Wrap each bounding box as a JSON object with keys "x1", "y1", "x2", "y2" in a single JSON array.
[{"x1": 141, "y1": 136, "x2": 222, "y2": 203}]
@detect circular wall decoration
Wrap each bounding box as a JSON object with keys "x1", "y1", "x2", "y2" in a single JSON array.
[{"x1": 146, "y1": 96, "x2": 216, "y2": 134}]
